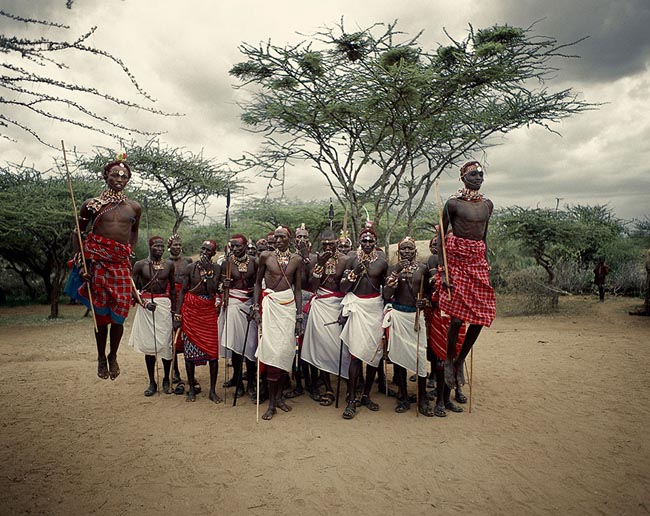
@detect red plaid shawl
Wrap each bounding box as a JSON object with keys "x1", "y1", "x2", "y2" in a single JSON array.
[
  {"x1": 77, "y1": 233, "x2": 132, "y2": 325},
  {"x1": 181, "y1": 292, "x2": 219, "y2": 359},
  {"x1": 438, "y1": 234, "x2": 496, "y2": 327}
]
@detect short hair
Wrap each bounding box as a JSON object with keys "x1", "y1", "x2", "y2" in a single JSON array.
[
  {"x1": 320, "y1": 229, "x2": 338, "y2": 241},
  {"x1": 103, "y1": 160, "x2": 132, "y2": 179},
  {"x1": 230, "y1": 234, "x2": 247, "y2": 245},
  {"x1": 149, "y1": 236, "x2": 164, "y2": 246}
]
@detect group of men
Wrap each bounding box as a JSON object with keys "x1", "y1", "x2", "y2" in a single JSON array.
[{"x1": 70, "y1": 156, "x2": 496, "y2": 421}]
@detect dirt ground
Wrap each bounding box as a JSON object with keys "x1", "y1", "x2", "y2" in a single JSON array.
[{"x1": 0, "y1": 296, "x2": 649, "y2": 516}]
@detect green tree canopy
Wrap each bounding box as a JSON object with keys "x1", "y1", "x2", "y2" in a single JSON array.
[
  {"x1": 78, "y1": 139, "x2": 236, "y2": 234},
  {"x1": 231, "y1": 20, "x2": 593, "y2": 241}
]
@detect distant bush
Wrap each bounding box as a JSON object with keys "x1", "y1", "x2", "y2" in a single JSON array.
[{"x1": 503, "y1": 266, "x2": 559, "y2": 314}]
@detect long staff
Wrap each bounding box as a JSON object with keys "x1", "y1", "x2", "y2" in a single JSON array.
[
  {"x1": 335, "y1": 338, "x2": 344, "y2": 408},
  {"x1": 415, "y1": 273, "x2": 424, "y2": 418},
  {"x1": 434, "y1": 180, "x2": 451, "y2": 301},
  {"x1": 61, "y1": 140, "x2": 98, "y2": 332},
  {"x1": 171, "y1": 327, "x2": 181, "y2": 393},
  {"x1": 233, "y1": 308, "x2": 253, "y2": 407},
  {"x1": 256, "y1": 322, "x2": 262, "y2": 423},
  {"x1": 222, "y1": 188, "x2": 232, "y2": 404}
]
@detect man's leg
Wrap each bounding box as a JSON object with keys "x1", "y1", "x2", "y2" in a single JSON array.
[
  {"x1": 598, "y1": 285, "x2": 605, "y2": 302},
  {"x1": 343, "y1": 357, "x2": 361, "y2": 419},
  {"x1": 245, "y1": 358, "x2": 257, "y2": 397},
  {"x1": 107, "y1": 323, "x2": 124, "y2": 380},
  {"x1": 95, "y1": 324, "x2": 109, "y2": 379},
  {"x1": 162, "y1": 358, "x2": 171, "y2": 393},
  {"x1": 360, "y1": 364, "x2": 380, "y2": 411},
  {"x1": 185, "y1": 360, "x2": 197, "y2": 402},
  {"x1": 453, "y1": 323, "x2": 483, "y2": 386},
  {"x1": 444, "y1": 318, "x2": 463, "y2": 388},
  {"x1": 393, "y1": 364, "x2": 409, "y2": 413},
  {"x1": 144, "y1": 354, "x2": 157, "y2": 396},
  {"x1": 208, "y1": 359, "x2": 222, "y2": 404},
  {"x1": 230, "y1": 352, "x2": 246, "y2": 397}
]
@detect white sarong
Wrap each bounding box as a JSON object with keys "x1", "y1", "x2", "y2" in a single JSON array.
[
  {"x1": 340, "y1": 292, "x2": 384, "y2": 367},
  {"x1": 257, "y1": 288, "x2": 296, "y2": 372},
  {"x1": 218, "y1": 289, "x2": 258, "y2": 362},
  {"x1": 302, "y1": 288, "x2": 350, "y2": 378},
  {"x1": 128, "y1": 296, "x2": 173, "y2": 360},
  {"x1": 383, "y1": 304, "x2": 427, "y2": 377}
]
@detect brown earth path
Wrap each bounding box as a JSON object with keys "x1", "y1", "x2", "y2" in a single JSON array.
[{"x1": 0, "y1": 296, "x2": 648, "y2": 515}]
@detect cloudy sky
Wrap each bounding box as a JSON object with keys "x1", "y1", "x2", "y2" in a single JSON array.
[{"x1": 2, "y1": 0, "x2": 649, "y2": 224}]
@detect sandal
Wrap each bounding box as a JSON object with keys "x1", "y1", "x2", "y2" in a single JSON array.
[
  {"x1": 174, "y1": 382, "x2": 186, "y2": 395},
  {"x1": 395, "y1": 400, "x2": 411, "y2": 413},
  {"x1": 319, "y1": 391, "x2": 335, "y2": 407},
  {"x1": 310, "y1": 388, "x2": 322, "y2": 402},
  {"x1": 418, "y1": 402, "x2": 435, "y2": 417},
  {"x1": 434, "y1": 404, "x2": 447, "y2": 417},
  {"x1": 342, "y1": 401, "x2": 357, "y2": 419},
  {"x1": 455, "y1": 390, "x2": 468, "y2": 404},
  {"x1": 360, "y1": 395, "x2": 379, "y2": 411},
  {"x1": 445, "y1": 401, "x2": 464, "y2": 413},
  {"x1": 283, "y1": 387, "x2": 304, "y2": 399}
]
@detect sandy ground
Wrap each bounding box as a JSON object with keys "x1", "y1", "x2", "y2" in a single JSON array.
[{"x1": 0, "y1": 296, "x2": 649, "y2": 516}]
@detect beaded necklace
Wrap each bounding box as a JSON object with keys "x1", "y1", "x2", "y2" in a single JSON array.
[
  {"x1": 232, "y1": 253, "x2": 250, "y2": 273},
  {"x1": 452, "y1": 188, "x2": 484, "y2": 201},
  {"x1": 150, "y1": 258, "x2": 165, "y2": 271},
  {"x1": 87, "y1": 189, "x2": 128, "y2": 213},
  {"x1": 357, "y1": 248, "x2": 379, "y2": 264},
  {"x1": 325, "y1": 251, "x2": 340, "y2": 276},
  {"x1": 275, "y1": 248, "x2": 292, "y2": 269}
]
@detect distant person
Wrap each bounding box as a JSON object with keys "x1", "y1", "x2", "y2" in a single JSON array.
[{"x1": 593, "y1": 256, "x2": 609, "y2": 302}]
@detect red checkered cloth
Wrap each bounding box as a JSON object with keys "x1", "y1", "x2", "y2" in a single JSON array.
[
  {"x1": 428, "y1": 306, "x2": 466, "y2": 360},
  {"x1": 76, "y1": 233, "x2": 132, "y2": 325},
  {"x1": 181, "y1": 292, "x2": 219, "y2": 360},
  {"x1": 438, "y1": 234, "x2": 496, "y2": 327}
]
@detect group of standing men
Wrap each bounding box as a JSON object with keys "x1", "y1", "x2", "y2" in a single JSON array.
[{"x1": 70, "y1": 155, "x2": 496, "y2": 421}]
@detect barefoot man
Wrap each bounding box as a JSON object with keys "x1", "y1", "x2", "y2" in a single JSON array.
[
  {"x1": 340, "y1": 222, "x2": 388, "y2": 419},
  {"x1": 130, "y1": 236, "x2": 176, "y2": 396},
  {"x1": 72, "y1": 156, "x2": 141, "y2": 381},
  {"x1": 253, "y1": 226, "x2": 302, "y2": 420},
  {"x1": 175, "y1": 240, "x2": 222, "y2": 404},
  {"x1": 439, "y1": 161, "x2": 496, "y2": 391}
]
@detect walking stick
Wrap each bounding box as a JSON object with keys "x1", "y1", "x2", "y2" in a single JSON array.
[
  {"x1": 434, "y1": 181, "x2": 452, "y2": 301},
  {"x1": 256, "y1": 321, "x2": 262, "y2": 424},
  {"x1": 415, "y1": 274, "x2": 424, "y2": 418},
  {"x1": 468, "y1": 348, "x2": 474, "y2": 413},
  {"x1": 61, "y1": 140, "x2": 98, "y2": 332},
  {"x1": 335, "y1": 338, "x2": 344, "y2": 408},
  {"x1": 222, "y1": 188, "x2": 232, "y2": 404},
  {"x1": 171, "y1": 327, "x2": 181, "y2": 393},
  {"x1": 382, "y1": 335, "x2": 388, "y2": 398},
  {"x1": 233, "y1": 308, "x2": 253, "y2": 407}
]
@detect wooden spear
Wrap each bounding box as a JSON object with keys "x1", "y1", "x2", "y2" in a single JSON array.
[{"x1": 61, "y1": 140, "x2": 98, "y2": 332}]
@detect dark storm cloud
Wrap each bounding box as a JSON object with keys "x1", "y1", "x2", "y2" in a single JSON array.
[{"x1": 490, "y1": 0, "x2": 650, "y2": 83}]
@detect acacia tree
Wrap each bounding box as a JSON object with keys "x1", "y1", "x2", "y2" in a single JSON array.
[
  {"x1": 0, "y1": 9, "x2": 178, "y2": 148},
  {"x1": 0, "y1": 164, "x2": 101, "y2": 317},
  {"x1": 231, "y1": 20, "x2": 593, "y2": 241},
  {"x1": 79, "y1": 139, "x2": 235, "y2": 233}
]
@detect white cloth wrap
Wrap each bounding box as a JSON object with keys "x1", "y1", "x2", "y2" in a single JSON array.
[
  {"x1": 302, "y1": 288, "x2": 350, "y2": 379},
  {"x1": 256, "y1": 288, "x2": 296, "y2": 372},
  {"x1": 382, "y1": 304, "x2": 427, "y2": 377},
  {"x1": 128, "y1": 296, "x2": 173, "y2": 360},
  {"x1": 218, "y1": 289, "x2": 257, "y2": 362},
  {"x1": 340, "y1": 292, "x2": 384, "y2": 367}
]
